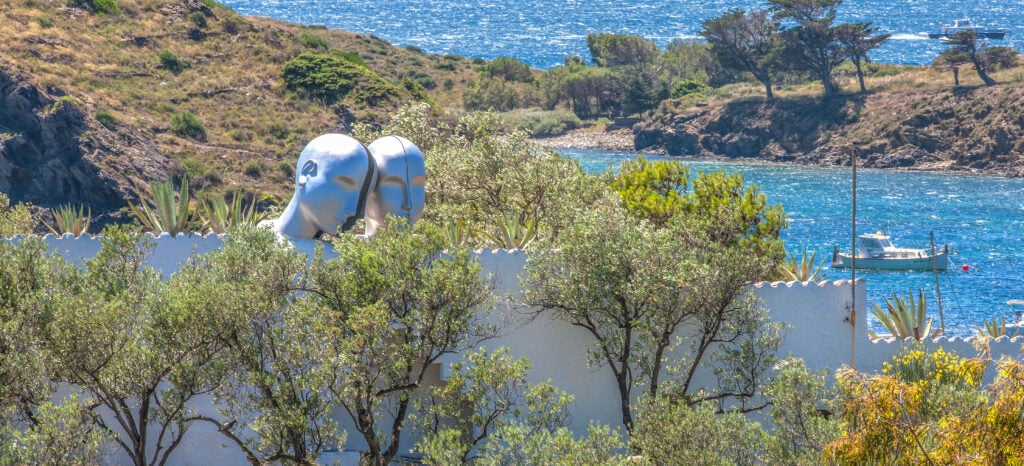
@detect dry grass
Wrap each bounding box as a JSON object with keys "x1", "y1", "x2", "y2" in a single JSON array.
[{"x1": 0, "y1": 0, "x2": 477, "y2": 204}]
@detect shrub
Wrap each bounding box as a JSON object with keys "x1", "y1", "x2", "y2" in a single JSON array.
[
  {"x1": 434, "y1": 62, "x2": 456, "y2": 71},
  {"x1": 46, "y1": 96, "x2": 79, "y2": 115},
  {"x1": 88, "y1": 0, "x2": 118, "y2": 14},
  {"x1": 95, "y1": 109, "x2": 116, "y2": 128},
  {"x1": 282, "y1": 52, "x2": 362, "y2": 103},
  {"x1": 187, "y1": 11, "x2": 207, "y2": 28},
  {"x1": 243, "y1": 161, "x2": 262, "y2": 178},
  {"x1": 331, "y1": 50, "x2": 367, "y2": 68},
  {"x1": 400, "y1": 77, "x2": 432, "y2": 102},
  {"x1": 498, "y1": 109, "x2": 581, "y2": 136},
  {"x1": 227, "y1": 129, "x2": 252, "y2": 142},
  {"x1": 397, "y1": 70, "x2": 436, "y2": 90},
  {"x1": 158, "y1": 50, "x2": 186, "y2": 74},
  {"x1": 483, "y1": 56, "x2": 534, "y2": 82},
  {"x1": 671, "y1": 79, "x2": 711, "y2": 99},
  {"x1": 278, "y1": 161, "x2": 294, "y2": 178},
  {"x1": 443, "y1": 78, "x2": 454, "y2": 91},
  {"x1": 283, "y1": 53, "x2": 404, "y2": 106},
  {"x1": 222, "y1": 16, "x2": 244, "y2": 35},
  {"x1": 404, "y1": 45, "x2": 424, "y2": 54},
  {"x1": 36, "y1": 16, "x2": 54, "y2": 28},
  {"x1": 169, "y1": 111, "x2": 207, "y2": 141},
  {"x1": 299, "y1": 33, "x2": 329, "y2": 50}
]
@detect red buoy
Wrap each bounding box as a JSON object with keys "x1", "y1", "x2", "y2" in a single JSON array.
[{"x1": 962, "y1": 264, "x2": 970, "y2": 272}]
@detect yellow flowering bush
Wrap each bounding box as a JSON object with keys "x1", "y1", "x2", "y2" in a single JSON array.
[{"x1": 826, "y1": 344, "x2": 991, "y2": 464}]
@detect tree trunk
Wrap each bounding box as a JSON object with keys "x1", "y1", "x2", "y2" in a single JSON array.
[
  {"x1": 854, "y1": 59, "x2": 866, "y2": 93},
  {"x1": 973, "y1": 60, "x2": 997, "y2": 86},
  {"x1": 952, "y1": 67, "x2": 960, "y2": 87}
]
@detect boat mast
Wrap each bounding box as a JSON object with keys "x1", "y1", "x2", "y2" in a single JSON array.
[
  {"x1": 850, "y1": 147, "x2": 857, "y2": 369},
  {"x1": 931, "y1": 231, "x2": 946, "y2": 335}
]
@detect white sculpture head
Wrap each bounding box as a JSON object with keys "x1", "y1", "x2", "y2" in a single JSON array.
[
  {"x1": 273, "y1": 134, "x2": 376, "y2": 240},
  {"x1": 364, "y1": 136, "x2": 426, "y2": 237}
]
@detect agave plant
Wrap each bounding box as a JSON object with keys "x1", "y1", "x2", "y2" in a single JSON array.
[
  {"x1": 200, "y1": 192, "x2": 268, "y2": 234},
  {"x1": 443, "y1": 219, "x2": 474, "y2": 249},
  {"x1": 777, "y1": 249, "x2": 828, "y2": 282},
  {"x1": 977, "y1": 316, "x2": 1021, "y2": 339},
  {"x1": 480, "y1": 212, "x2": 538, "y2": 250},
  {"x1": 44, "y1": 204, "x2": 91, "y2": 237},
  {"x1": 128, "y1": 175, "x2": 198, "y2": 235},
  {"x1": 870, "y1": 289, "x2": 941, "y2": 340}
]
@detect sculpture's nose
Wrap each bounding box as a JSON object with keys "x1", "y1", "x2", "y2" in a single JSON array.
[{"x1": 400, "y1": 187, "x2": 412, "y2": 213}]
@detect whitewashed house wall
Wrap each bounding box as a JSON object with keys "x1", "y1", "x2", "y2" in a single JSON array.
[{"x1": 13, "y1": 235, "x2": 1022, "y2": 464}]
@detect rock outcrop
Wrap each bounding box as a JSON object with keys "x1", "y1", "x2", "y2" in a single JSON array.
[
  {"x1": 633, "y1": 87, "x2": 1024, "y2": 177},
  {"x1": 0, "y1": 71, "x2": 174, "y2": 213}
]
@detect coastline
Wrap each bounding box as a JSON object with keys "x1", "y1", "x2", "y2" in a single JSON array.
[
  {"x1": 533, "y1": 127, "x2": 646, "y2": 153},
  {"x1": 535, "y1": 128, "x2": 1020, "y2": 179}
]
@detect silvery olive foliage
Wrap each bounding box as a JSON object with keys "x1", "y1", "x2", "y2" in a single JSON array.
[{"x1": 525, "y1": 162, "x2": 786, "y2": 430}]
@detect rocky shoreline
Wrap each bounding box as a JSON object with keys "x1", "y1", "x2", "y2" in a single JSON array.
[
  {"x1": 533, "y1": 127, "x2": 648, "y2": 153},
  {"x1": 534, "y1": 126, "x2": 1022, "y2": 179}
]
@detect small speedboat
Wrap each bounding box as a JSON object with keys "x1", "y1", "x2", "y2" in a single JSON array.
[
  {"x1": 926, "y1": 18, "x2": 1009, "y2": 40},
  {"x1": 832, "y1": 232, "x2": 949, "y2": 271}
]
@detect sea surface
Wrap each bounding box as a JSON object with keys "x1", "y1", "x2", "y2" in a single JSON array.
[
  {"x1": 563, "y1": 148, "x2": 1024, "y2": 337},
  {"x1": 222, "y1": 0, "x2": 1022, "y2": 69}
]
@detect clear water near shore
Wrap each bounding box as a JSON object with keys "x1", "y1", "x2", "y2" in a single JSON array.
[{"x1": 562, "y1": 148, "x2": 1024, "y2": 337}]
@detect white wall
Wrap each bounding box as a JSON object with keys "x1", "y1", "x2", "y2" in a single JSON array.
[{"x1": 12, "y1": 235, "x2": 1023, "y2": 464}]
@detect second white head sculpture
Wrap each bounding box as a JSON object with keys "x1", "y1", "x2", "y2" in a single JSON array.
[{"x1": 272, "y1": 133, "x2": 426, "y2": 240}]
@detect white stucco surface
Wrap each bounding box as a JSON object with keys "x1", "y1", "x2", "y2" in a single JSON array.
[{"x1": 10, "y1": 235, "x2": 1021, "y2": 464}]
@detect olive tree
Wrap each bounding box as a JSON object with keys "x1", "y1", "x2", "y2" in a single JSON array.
[
  {"x1": 0, "y1": 237, "x2": 107, "y2": 464},
  {"x1": 415, "y1": 347, "x2": 573, "y2": 464},
  {"x1": 305, "y1": 220, "x2": 498, "y2": 465},
  {"x1": 43, "y1": 226, "x2": 229, "y2": 466},
  {"x1": 524, "y1": 163, "x2": 786, "y2": 430},
  {"x1": 424, "y1": 112, "x2": 606, "y2": 247},
  {"x1": 171, "y1": 225, "x2": 335, "y2": 464}
]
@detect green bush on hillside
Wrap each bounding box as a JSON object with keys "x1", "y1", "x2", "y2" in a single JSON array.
[
  {"x1": 398, "y1": 70, "x2": 437, "y2": 90},
  {"x1": 95, "y1": 110, "x2": 116, "y2": 128},
  {"x1": 282, "y1": 52, "x2": 402, "y2": 105},
  {"x1": 158, "y1": 50, "x2": 186, "y2": 74},
  {"x1": 483, "y1": 56, "x2": 534, "y2": 82},
  {"x1": 299, "y1": 33, "x2": 329, "y2": 50},
  {"x1": 499, "y1": 109, "x2": 581, "y2": 137},
  {"x1": 671, "y1": 79, "x2": 711, "y2": 99},
  {"x1": 187, "y1": 11, "x2": 207, "y2": 28},
  {"x1": 83, "y1": 0, "x2": 118, "y2": 14},
  {"x1": 169, "y1": 111, "x2": 207, "y2": 141},
  {"x1": 330, "y1": 50, "x2": 368, "y2": 68}
]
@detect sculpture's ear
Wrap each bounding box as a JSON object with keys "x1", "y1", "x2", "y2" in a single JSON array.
[{"x1": 298, "y1": 160, "x2": 318, "y2": 186}]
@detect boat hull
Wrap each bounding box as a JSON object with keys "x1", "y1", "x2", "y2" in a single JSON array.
[
  {"x1": 928, "y1": 31, "x2": 1007, "y2": 39},
  {"x1": 832, "y1": 251, "x2": 949, "y2": 270}
]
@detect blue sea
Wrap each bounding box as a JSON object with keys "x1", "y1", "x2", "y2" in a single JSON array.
[
  {"x1": 222, "y1": 0, "x2": 1022, "y2": 69},
  {"x1": 565, "y1": 148, "x2": 1024, "y2": 337},
  {"x1": 221, "y1": 1, "x2": 1024, "y2": 334}
]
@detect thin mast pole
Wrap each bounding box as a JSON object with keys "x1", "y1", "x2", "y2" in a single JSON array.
[
  {"x1": 850, "y1": 148, "x2": 857, "y2": 370},
  {"x1": 931, "y1": 231, "x2": 945, "y2": 335}
]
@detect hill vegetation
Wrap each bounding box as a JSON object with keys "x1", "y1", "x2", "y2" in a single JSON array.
[{"x1": 2, "y1": 0, "x2": 1024, "y2": 228}]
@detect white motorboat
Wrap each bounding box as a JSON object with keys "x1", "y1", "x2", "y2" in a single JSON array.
[{"x1": 832, "y1": 232, "x2": 949, "y2": 271}]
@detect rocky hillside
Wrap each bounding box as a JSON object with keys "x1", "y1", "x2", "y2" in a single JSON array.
[
  {"x1": 0, "y1": 0, "x2": 478, "y2": 219},
  {"x1": 0, "y1": 71, "x2": 174, "y2": 214},
  {"x1": 634, "y1": 76, "x2": 1024, "y2": 177}
]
